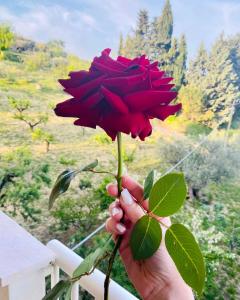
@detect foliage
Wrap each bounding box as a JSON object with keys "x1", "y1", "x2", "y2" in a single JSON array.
[
  {"x1": 158, "y1": 136, "x2": 240, "y2": 198},
  {"x1": 0, "y1": 24, "x2": 14, "y2": 58},
  {"x1": 0, "y1": 147, "x2": 50, "y2": 220},
  {"x1": 121, "y1": 1, "x2": 187, "y2": 89},
  {"x1": 8, "y1": 96, "x2": 54, "y2": 152},
  {"x1": 93, "y1": 177, "x2": 113, "y2": 211}
]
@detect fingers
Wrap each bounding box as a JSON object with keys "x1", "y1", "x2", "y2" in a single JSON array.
[
  {"x1": 105, "y1": 217, "x2": 126, "y2": 235},
  {"x1": 109, "y1": 200, "x2": 123, "y2": 221},
  {"x1": 107, "y1": 175, "x2": 144, "y2": 200},
  {"x1": 119, "y1": 189, "x2": 145, "y2": 224}
]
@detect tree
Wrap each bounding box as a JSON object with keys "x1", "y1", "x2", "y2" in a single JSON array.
[
  {"x1": 178, "y1": 84, "x2": 213, "y2": 123},
  {"x1": 8, "y1": 97, "x2": 54, "y2": 152},
  {"x1": 187, "y1": 42, "x2": 208, "y2": 85},
  {"x1": 120, "y1": 10, "x2": 149, "y2": 58},
  {"x1": 118, "y1": 33, "x2": 124, "y2": 56},
  {"x1": 0, "y1": 24, "x2": 14, "y2": 59},
  {"x1": 155, "y1": 0, "x2": 173, "y2": 62},
  {"x1": 176, "y1": 34, "x2": 187, "y2": 85},
  {"x1": 204, "y1": 34, "x2": 240, "y2": 127},
  {"x1": 135, "y1": 9, "x2": 149, "y2": 56}
]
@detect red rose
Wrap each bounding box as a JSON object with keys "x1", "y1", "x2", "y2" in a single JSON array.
[{"x1": 55, "y1": 48, "x2": 181, "y2": 140}]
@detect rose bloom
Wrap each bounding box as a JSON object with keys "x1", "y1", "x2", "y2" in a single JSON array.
[{"x1": 55, "y1": 48, "x2": 181, "y2": 140}]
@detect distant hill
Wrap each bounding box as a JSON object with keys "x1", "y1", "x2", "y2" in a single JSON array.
[{"x1": 0, "y1": 34, "x2": 90, "y2": 111}]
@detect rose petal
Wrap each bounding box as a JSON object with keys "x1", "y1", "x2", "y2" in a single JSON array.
[
  {"x1": 152, "y1": 77, "x2": 173, "y2": 87},
  {"x1": 117, "y1": 56, "x2": 132, "y2": 65},
  {"x1": 148, "y1": 103, "x2": 182, "y2": 120},
  {"x1": 64, "y1": 75, "x2": 106, "y2": 99},
  {"x1": 154, "y1": 84, "x2": 175, "y2": 91},
  {"x1": 124, "y1": 91, "x2": 178, "y2": 111},
  {"x1": 150, "y1": 70, "x2": 165, "y2": 80},
  {"x1": 101, "y1": 86, "x2": 129, "y2": 114},
  {"x1": 74, "y1": 117, "x2": 98, "y2": 129},
  {"x1": 99, "y1": 113, "x2": 151, "y2": 140}
]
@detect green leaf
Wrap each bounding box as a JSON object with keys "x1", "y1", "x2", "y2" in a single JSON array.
[
  {"x1": 73, "y1": 237, "x2": 111, "y2": 278},
  {"x1": 73, "y1": 248, "x2": 103, "y2": 278},
  {"x1": 149, "y1": 173, "x2": 187, "y2": 217},
  {"x1": 49, "y1": 169, "x2": 76, "y2": 209},
  {"x1": 42, "y1": 280, "x2": 70, "y2": 300},
  {"x1": 81, "y1": 159, "x2": 98, "y2": 171},
  {"x1": 165, "y1": 224, "x2": 205, "y2": 295},
  {"x1": 130, "y1": 215, "x2": 162, "y2": 260},
  {"x1": 65, "y1": 285, "x2": 72, "y2": 300},
  {"x1": 143, "y1": 170, "x2": 154, "y2": 200},
  {"x1": 48, "y1": 160, "x2": 98, "y2": 209}
]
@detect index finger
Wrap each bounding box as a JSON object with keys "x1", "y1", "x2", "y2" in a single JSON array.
[{"x1": 107, "y1": 175, "x2": 143, "y2": 200}]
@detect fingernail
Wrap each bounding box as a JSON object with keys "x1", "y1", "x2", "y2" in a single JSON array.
[
  {"x1": 121, "y1": 189, "x2": 134, "y2": 205},
  {"x1": 111, "y1": 207, "x2": 120, "y2": 216},
  {"x1": 106, "y1": 183, "x2": 112, "y2": 191},
  {"x1": 116, "y1": 223, "x2": 126, "y2": 233}
]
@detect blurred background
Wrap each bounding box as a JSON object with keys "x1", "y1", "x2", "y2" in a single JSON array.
[{"x1": 0, "y1": 0, "x2": 239, "y2": 299}]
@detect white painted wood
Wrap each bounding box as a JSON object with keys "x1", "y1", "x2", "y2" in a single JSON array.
[
  {"x1": 7, "y1": 269, "x2": 46, "y2": 300},
  {"x1": 0, "y1": 211, "x2": 55, "y2": 287},
  {"x1": 71, "y1": 282, "x2": 79, "y2": 300},
  {"x1": 51, "y1": 264, "x2": 59, "y2": 288},
  {"x1": 47, "y1": 239, "x2": 138, "y2": 300}
]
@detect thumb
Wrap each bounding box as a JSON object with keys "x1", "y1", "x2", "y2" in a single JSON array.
[{"x1": 120, "y1": 189, "x2": 144, "y2": 224}]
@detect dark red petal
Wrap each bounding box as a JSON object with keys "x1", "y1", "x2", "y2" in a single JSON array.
[
  {"x1": 148, "y1": 103, "x2": 182, "y2": 120},
  {"x1": 101, "y1": 86, "x2": 129, "y2": 114},
  {"x1": 139, "y1": 120, "x2": 152, "y2": 141},
  {"x1": 101, "y1": 48, "x2": 111, "y2": 56},
  {"x1": 95, "y1": 52, "x2": 126, "y2": 71},
  {"x1": 74, "y1": 117, "x2": 97, "y2": 129},
  {"x1": 148, "y1": 61, "x2": 159, "y2": 70},
  {"x1": 154, "y1": 84, "x2": 175, "y2": 91},
  {"x1": 124, "y1": 91, "x2": 178, "y2": 111},
  {"x1": 59, "y1": 71, "x2": 99, "y2": 88},
  {"x1": 68, "y1": 70, "x2": 101, "y2": 83},
  {"x1": 54, "y1": 98, "x2": 102, "y2": 119},
  {"x1": 102, "y1": 72, "x2": 148, "y2": 95},
  {"x1": 152, "y1": 77, "x2": 173, "y2": 87},
  {"x1": 64, "y1": 75, "x2": 106, "y2": 99},
  {"x1": 150, "y1": 70, "x2": 165, "y2": 80},
  {"x1": 90, "y1": 61, "x2": 124, "y2": 75},
  {"x1": 80, "y1": 92, "x2": 103, "y2": 109},
  {"x1": 117, "y1": 56, "x2": 132, "y2": 65},
  {"x1": 98, "y1": 113, "x2": 152, "y2": 140}
]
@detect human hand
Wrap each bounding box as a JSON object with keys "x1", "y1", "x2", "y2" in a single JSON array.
[{"x1": 106, "y1": 175, "x2": 194, "y2": 300}]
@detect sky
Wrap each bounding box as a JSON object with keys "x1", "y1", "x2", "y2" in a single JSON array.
[{"x1": 0, "y1": 0, "x2": 240, "y2": 61}]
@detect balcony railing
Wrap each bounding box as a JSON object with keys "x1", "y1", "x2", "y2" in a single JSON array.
[{"x1": 0, "y1": 211, "x2": 138, "y2": 300}]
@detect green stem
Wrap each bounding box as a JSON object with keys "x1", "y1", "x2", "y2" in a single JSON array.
[{"x1": 104, "y1": 132, "x2": 123, "y2": 300}]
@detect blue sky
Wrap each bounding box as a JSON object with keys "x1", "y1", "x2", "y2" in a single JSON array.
[{"x1": 0, "y1": 0, "x2": 240, "y2": 61}]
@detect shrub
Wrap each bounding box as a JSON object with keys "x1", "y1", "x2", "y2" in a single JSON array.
[
  {"x1": 0, "y1": 147, "x2": 51, "y2": 221},
  {"x1": 158, "y1": 136, "x2": 240, "y2": 198}
]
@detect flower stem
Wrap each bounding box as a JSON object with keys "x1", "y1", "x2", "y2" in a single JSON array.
[{"x1": 104, "y1": 132, "x2": 123, "y2": 300}]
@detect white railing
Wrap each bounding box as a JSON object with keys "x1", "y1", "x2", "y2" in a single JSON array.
[
  {"x1": 0, "y1": 211, "x2": 138, "y2": 300},
  {"x1": 47, "y1": 239, "x2": 138, "y2": 300}
]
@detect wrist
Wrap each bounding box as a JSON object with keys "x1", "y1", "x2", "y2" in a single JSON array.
[{"x1": 145, "y1": 283, "x2": 194, "y2": 300}]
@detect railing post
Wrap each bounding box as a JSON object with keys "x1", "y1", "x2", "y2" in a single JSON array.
[{"x1": 0, "y1": 212, "x2": 55, "y2": 300}]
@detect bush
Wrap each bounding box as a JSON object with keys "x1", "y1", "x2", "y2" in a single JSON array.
[
  {"x1": 185, "y1": 123, "x2": 211, "y2": 137},
  {"x1": 158, "y1": 136, "x2": 240, "y2": 198},
  {"x1": 0, "y1": 147, "x2": 51, "y2": 221}
]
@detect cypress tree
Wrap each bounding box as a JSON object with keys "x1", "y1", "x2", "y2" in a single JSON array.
[
  {"x1": 156, "y1": 0, "x2": 173, "y2": 53},
  {"x1": 134, "y1": 9, "x2": 150, "y2": 56},
  {"x1": 204, "y1": 34, "x2": 240, "y2": 127},
  {"x1": 187, "y1": 42, "x2": 208, "y2": 85},
  {"x1": 118, "y1": 33, "x2": 124, "y2": 56}
]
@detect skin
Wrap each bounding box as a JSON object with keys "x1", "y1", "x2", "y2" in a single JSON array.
[{"x1": 105, "y1": 175, "x2": 194, "y2": 300}]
